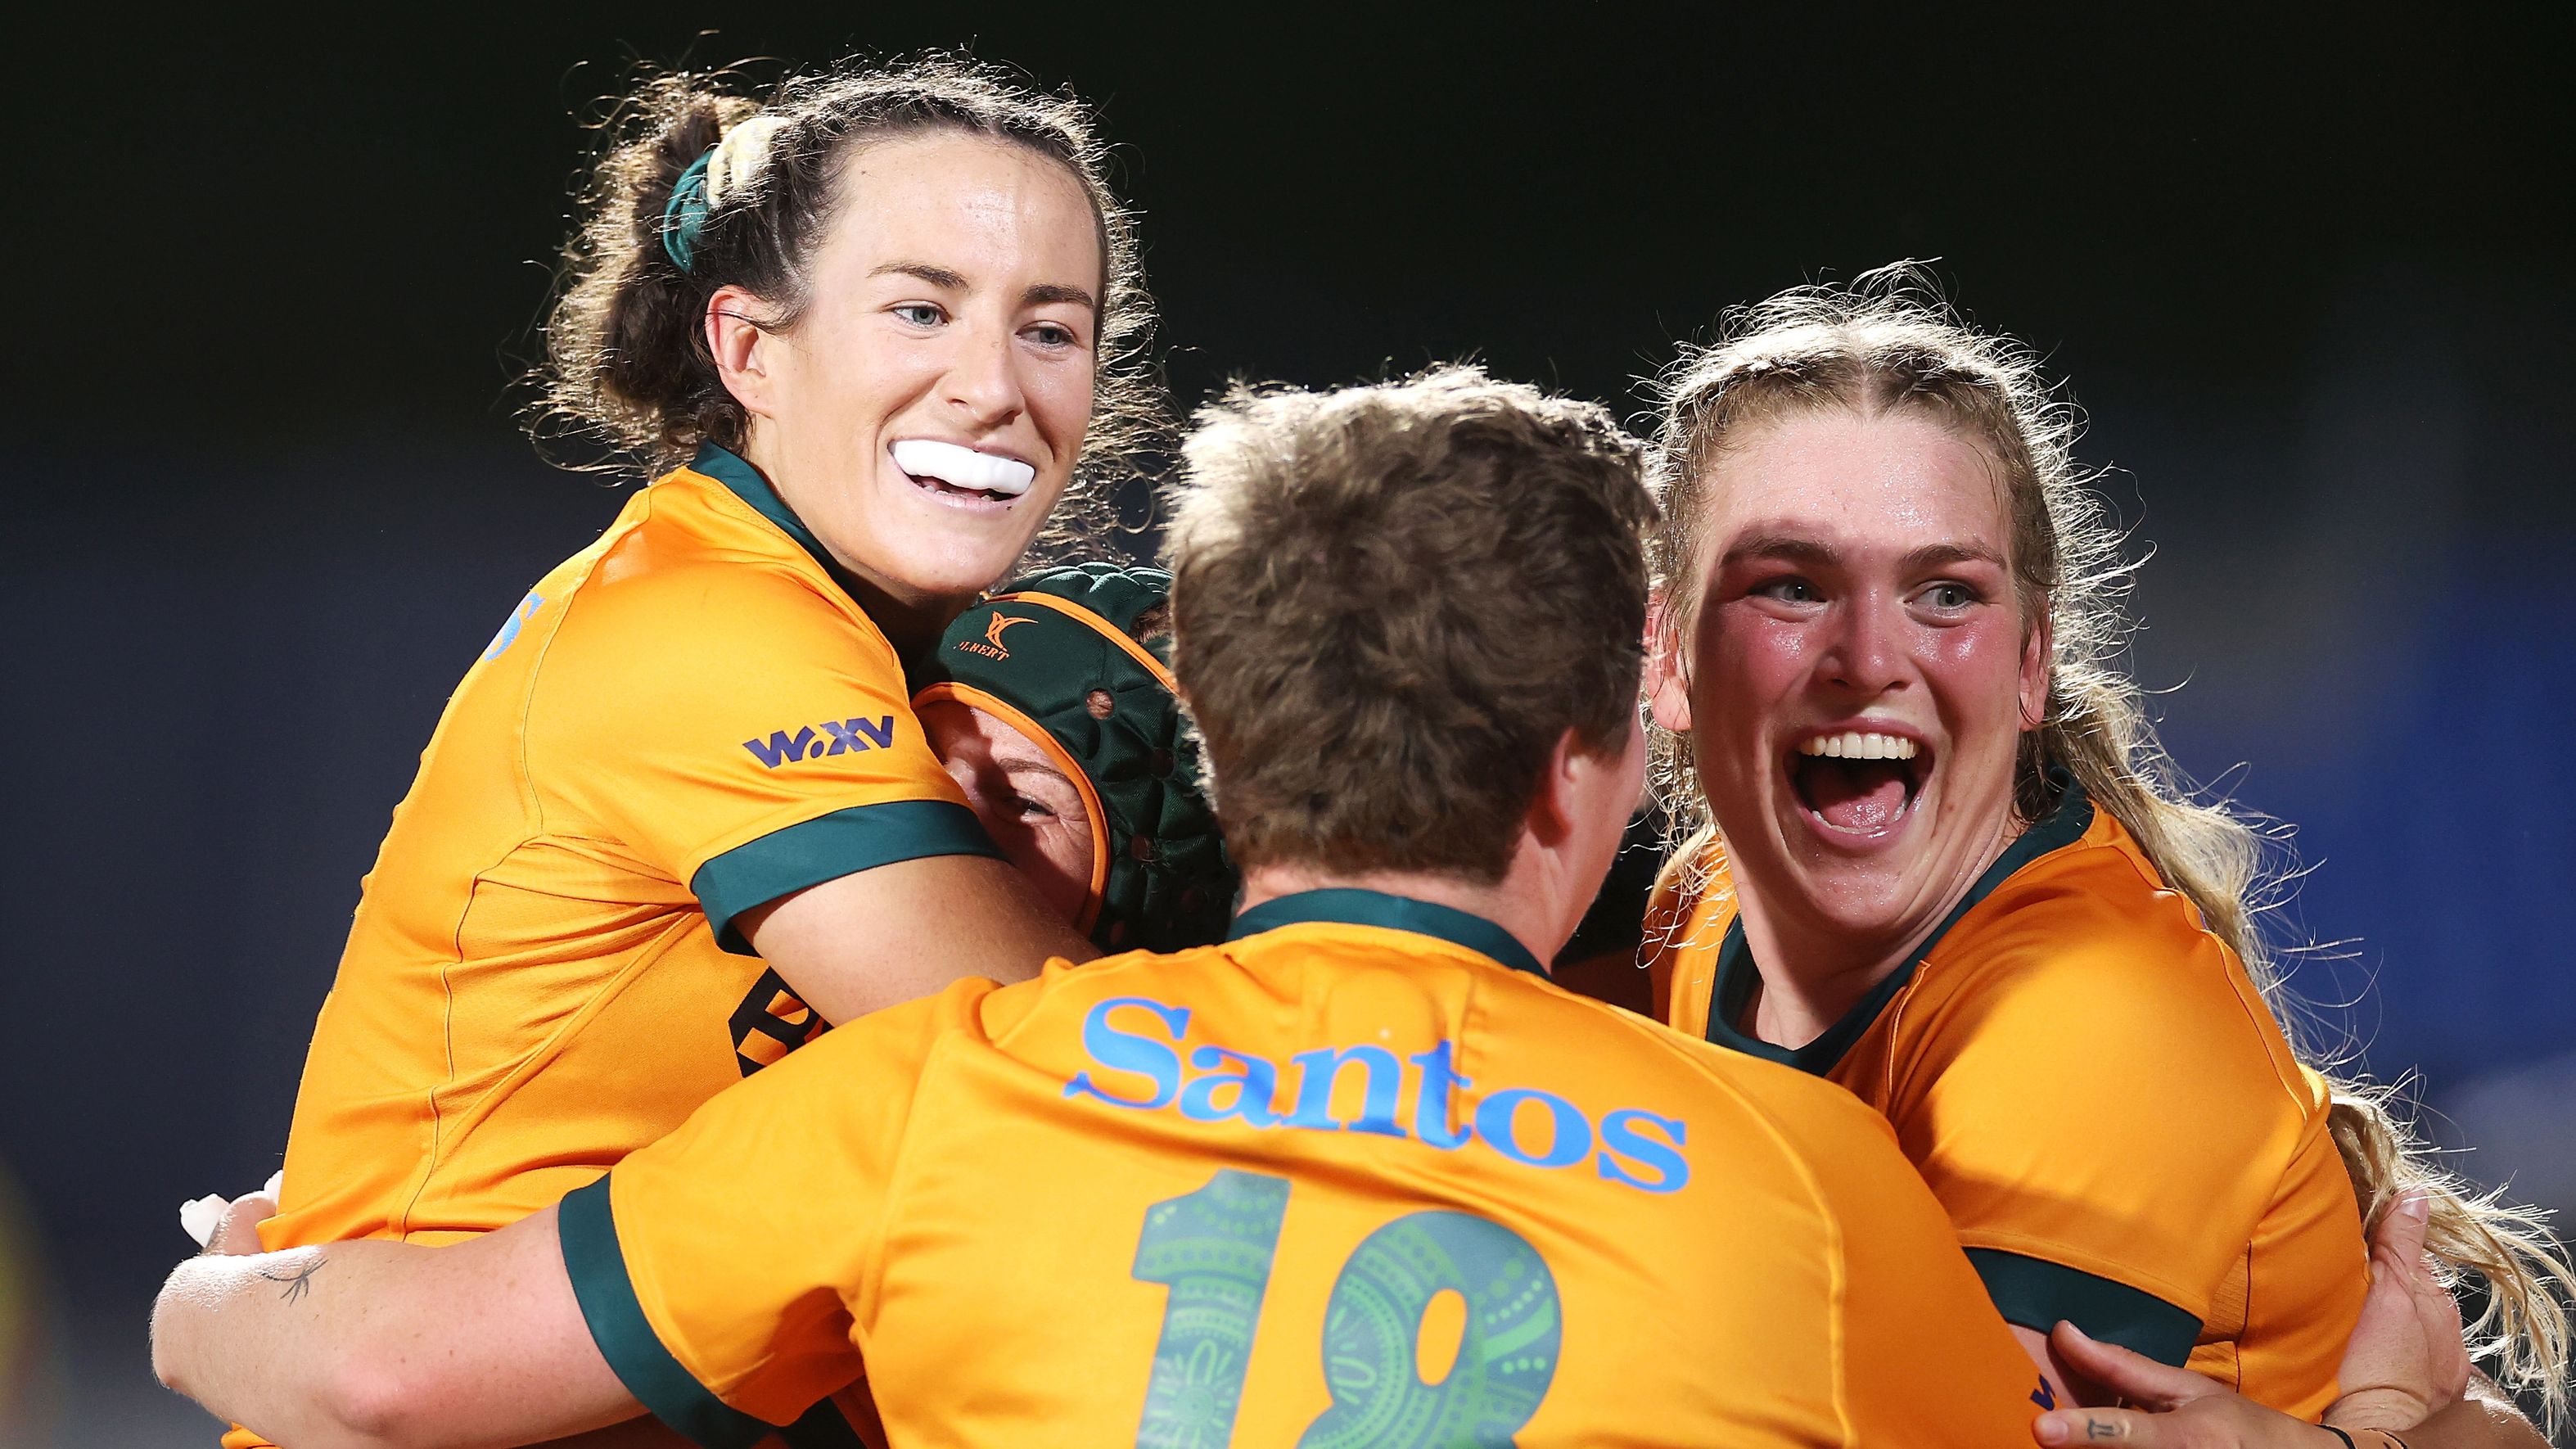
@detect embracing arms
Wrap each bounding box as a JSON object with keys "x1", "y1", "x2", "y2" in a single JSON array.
[
  {"x1": 745, "y1": 851, "x2": 1093, "y2": 1025},
  {"x1": 2029, "y1": 1198, "x2": 2550, "y2": 1449},
  {"x1": 151, "y1": 1208, "x2": 629, "y2": 1449}
]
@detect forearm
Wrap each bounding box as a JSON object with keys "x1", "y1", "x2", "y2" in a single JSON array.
[
  {"x1": 154, "y1": 1241, "x2": 432, "y2": 1447},
  {"x1": 749, "y1": 852, "x2": 1097, "y2": 1024},
  {"x1": 2343, "y1": 1376, "x2": 2551, "y2": 1449},
  {"x1": 151, "y1": 1209, "x2": 637, "y2": 1449}
]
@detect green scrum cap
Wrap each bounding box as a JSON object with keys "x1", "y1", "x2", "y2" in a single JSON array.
[{"x1": 914, "y1": 563, "x2": 1236, "y2": 952}]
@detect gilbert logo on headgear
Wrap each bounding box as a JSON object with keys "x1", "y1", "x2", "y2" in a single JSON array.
[{"x1": 958, "y1": 613, "x2": 1039, "y2": 661}]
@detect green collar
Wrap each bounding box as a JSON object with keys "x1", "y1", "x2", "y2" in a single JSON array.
[
  {"x1": 1708, "y1": 776, "x2": 2096, "y2": 1075},
  {"x1": 688, "y1": 443, "x2": 873, "y2": 604},
  {"x1": 1229, "y1": 889, "x2": 1549, "y2": 979}
]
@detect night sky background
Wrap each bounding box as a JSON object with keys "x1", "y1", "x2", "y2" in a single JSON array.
[{"x1": 5, "y1": 5, "x2": 2572, "y2": 1440}]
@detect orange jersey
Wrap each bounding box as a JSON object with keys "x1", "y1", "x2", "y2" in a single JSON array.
[
  {"x1": 1646, "y1": 785, "x2": 2366, "y2": 1416},
  {"x1": 239, "y1": 447, "x2": 972, "y2": 1447},
  {"x1": 562, "y1": 890, "x2": 2050, "y2": 1447}
]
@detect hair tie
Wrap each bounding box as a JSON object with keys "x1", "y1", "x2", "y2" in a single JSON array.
[
  {"x1": 659, "y1": 114, "x2": 787, "y2": 274},
  {"x1": 658, "y1": 151, "x2": 715, "y2": 273}
]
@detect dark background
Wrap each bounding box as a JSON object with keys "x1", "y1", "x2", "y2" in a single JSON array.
[{"x1": 5, "y1": 5, "x2": 2571, "y2": 1441}]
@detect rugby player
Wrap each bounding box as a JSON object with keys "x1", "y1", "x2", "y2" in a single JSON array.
[
  {"x1": 156, "y1": 368, "x2": 2057, "y2": 1447},
  {"x1": 1634, "y1": 269, "x2": 2565, "y2": 1442},
  {"x1": 912, "y1": 563, "x2": 1234, "y2": 957},
  {"x1": 226, "y1": 54, "x2": 1172, "y2": 1448}
]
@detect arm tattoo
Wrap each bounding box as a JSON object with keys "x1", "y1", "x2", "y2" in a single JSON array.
[{"x1": 255, "y1": 1254, "x2": 326, "y2": 1306}]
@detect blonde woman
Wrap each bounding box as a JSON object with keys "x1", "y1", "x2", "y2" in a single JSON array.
[{"x1": 1636, "y1": 269, "x2": 2567, "y2": 1438}]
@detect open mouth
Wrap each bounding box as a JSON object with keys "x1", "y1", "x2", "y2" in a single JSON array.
[
  {"x1": 891, "y1": 439, "x2": 1035, "y2": 505},
  {"x1": 1788, "y1": 729, "x2": 1930, "y2": 837}
]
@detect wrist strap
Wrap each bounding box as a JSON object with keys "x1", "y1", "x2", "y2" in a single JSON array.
[{"x1": 2322, "y1": 1429, "x2": 2358, "y2": 1449}]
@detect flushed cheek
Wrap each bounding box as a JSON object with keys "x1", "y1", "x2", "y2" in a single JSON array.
[
  {"x1": 1919, "y1": 622, "x2": 2028, "y2": 741},
  {"x1": 1692, "y1": 616, "x2": 1812, "y2": 763}
]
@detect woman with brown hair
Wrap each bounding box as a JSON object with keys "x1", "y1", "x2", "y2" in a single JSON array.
[
  {"x1": 223, "y1": 52, "x2": 1160, "y2": 1447},
  {"x1": 1635, "y1": 267, "x2": 2568, "y2": 1438}
]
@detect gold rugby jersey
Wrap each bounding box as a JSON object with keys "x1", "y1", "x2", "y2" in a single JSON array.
[
  {"x1": 1647, "y1": 783, "x2": 2367, "y2": 1417},
  {"x1": 560, "y1": 890, "x2": 2052, "y2": 1447},
  {"x1": 233, "y1": 445, "x2": 993, "y2": 1449}
]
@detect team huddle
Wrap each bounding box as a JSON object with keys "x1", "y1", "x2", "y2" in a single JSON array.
[{"x1": 147, "y1": 53, "x2": 2569, "y2": 1449}]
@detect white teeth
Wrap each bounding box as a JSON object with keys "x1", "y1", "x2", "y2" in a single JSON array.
[
  {"x1": 891, "y1": 439, "x2": 1035, "y2": 498},
  {"x1": 1797, "y1": 730, "x2": 1920, "y2": 761}
]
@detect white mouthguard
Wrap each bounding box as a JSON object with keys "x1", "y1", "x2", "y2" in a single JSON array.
[{"x1": 891, "y1": 439, "x2": 1035, "y2": 497}]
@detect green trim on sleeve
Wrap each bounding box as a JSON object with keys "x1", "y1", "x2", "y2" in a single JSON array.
[
  {"x1": 779, "y1": 1400, "x2": 868, "y2": 1447},
  {"x1": 558, "y1": 1177, "x2": 782, "y2": 1449},
  {"x1": 692, "y1": 799, "x2": 1004, "y2": 955},
  {"x1": 1964, "y1": 1247, "x2": 2204, "y2": 1367}
]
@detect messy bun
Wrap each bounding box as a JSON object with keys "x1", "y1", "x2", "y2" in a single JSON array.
[{"x1": 533, "y1": 54, "x2": 1160, "y2": 538}]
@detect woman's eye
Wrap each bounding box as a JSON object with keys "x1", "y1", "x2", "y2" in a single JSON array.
[
  {"x1": 1013, "y1": 795, "x2": 1058, "y2": 821},
  {"x1": 1919, "y1": 583, "x2": 1977, "y2": 611},
  {"x1": 1025, "y1": 322, "x2": 1079, "y2": 348},
  {"x1": 1753, "y1": 577, "x2": 1820, "y2": 604},
  {"x1": 891, "y1": 302, "x2": 946, "y2": 328}
]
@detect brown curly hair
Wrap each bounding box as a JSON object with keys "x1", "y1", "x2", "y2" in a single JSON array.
[{"x1": 530, "y1": 53, "x2": 1162, "y2": 546}]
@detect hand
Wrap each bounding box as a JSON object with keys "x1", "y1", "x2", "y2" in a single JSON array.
[
  {"x1": 179, "y1": 1171, "x2": 281, "y2": 1257},
  {"x1": 2329, "y1": 1190, "x2": 2470, "y2": 1431},
  {"x1": 2031, "y1": 1322, "x2": 2342, "y2": 1447}
]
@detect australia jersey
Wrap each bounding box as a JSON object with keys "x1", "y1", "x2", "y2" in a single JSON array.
[
  {"x1": 559, "y1": 889, "x2": 2050, "y2": 1447},
  {"x1": 261, "y1": 441, "x2": 995, "y2": 1252},
  {"x1": 1646, "y1": 783, "x2": 2367, "y2": 1417},
  {"x1": 232, "y1": 446, "x2": 985, "y2": 1449}
]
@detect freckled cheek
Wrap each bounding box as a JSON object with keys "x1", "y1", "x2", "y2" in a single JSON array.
[
  {"x1": 1691, "y1": 614, "x2": 1811, "y2": 774},
  {"x1": 1027, "y1": 367, "x2": 1095, "y2": 468},
  {"x1": 1693, "y1": 615, "x2": 1813, "y2": 716},
  {"x1": 1918, "y1": 620, "x2": 2030, "y2": 750}
]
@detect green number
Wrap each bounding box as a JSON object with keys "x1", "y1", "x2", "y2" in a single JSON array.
[
  {"x1": 1129, "y1": 1176, "x2": 1561, "y2": 1449},
  {"x1": 1131, "y1": 1169, "x2": 1291, "y2": 1448},
  {"x1": 1297, "y1": 1211, "x2": 1562, "y2": 1449}
]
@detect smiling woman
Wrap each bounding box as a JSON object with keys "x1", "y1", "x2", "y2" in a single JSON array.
[
  {"x1": 219, "y1": 55, "x2": 1156, "y2": 1449},
  {"x1": 1635, "y1": 266, "x2": 2569, "y2": 1433}
]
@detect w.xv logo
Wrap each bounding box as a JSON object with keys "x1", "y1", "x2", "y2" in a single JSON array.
[{"x1": 742, "y1": 715, "x2": 897, "y2": 768}]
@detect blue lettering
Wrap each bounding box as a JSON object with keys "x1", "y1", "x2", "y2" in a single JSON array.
[
  {"x1": 480, "y1": 592, "x2": 544, "y2": 662},
  {"x1": 850, "y1": 715, "x2": 896, "y2": 749},
  {"x1": 1063, "y1": 997, "x2": 1189, "y2": 1109},
  {"x1": 1476, "y1": 1088, "x2": 1590, "y2": 1169},
  {"x1": 1178, "y1": 1046, "x2": 1283, "y2": 1128},
  {"x1": 1408, "y1": 1041, "x2": 1474, "y2": 1150},
  {"x1": 742, "y1": 727, "x2": 817, "y2": 768},
  {"x1": 1595, "y1": 1108, "x2": 1690, "y2": 1193},
  {"x1": 1061, "y1": 1013, "x2": 1689, "y2": 1194},
  {"x1": 1284, "y1": 1045, "x2": 1405, "y2": 1137}
]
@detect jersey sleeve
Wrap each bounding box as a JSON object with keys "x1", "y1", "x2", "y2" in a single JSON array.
[
  {"x1": 532, "y1": 557, "x2": 999, "y2": 952},
  {"x1": 1764, "y1": 1072, "x2": 2049, "y2": 1443},
  {"x1": 1893, "y1": 919, "x2": 2317, "y2": 1365},
  {"x1": 555, "y1": 979, "x2": 990, "y2": 1444}
]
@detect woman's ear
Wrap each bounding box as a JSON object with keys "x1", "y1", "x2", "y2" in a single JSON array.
[
  {"x1": 706, "y1": 285, "x2": 778, "y2": 420},
  {"x1": 1644, "y1": 591, "x2": 1695, "y2": 734},
  {"x1": 2018, "y1": 609, "x2": 2052, "y2": 730}
]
